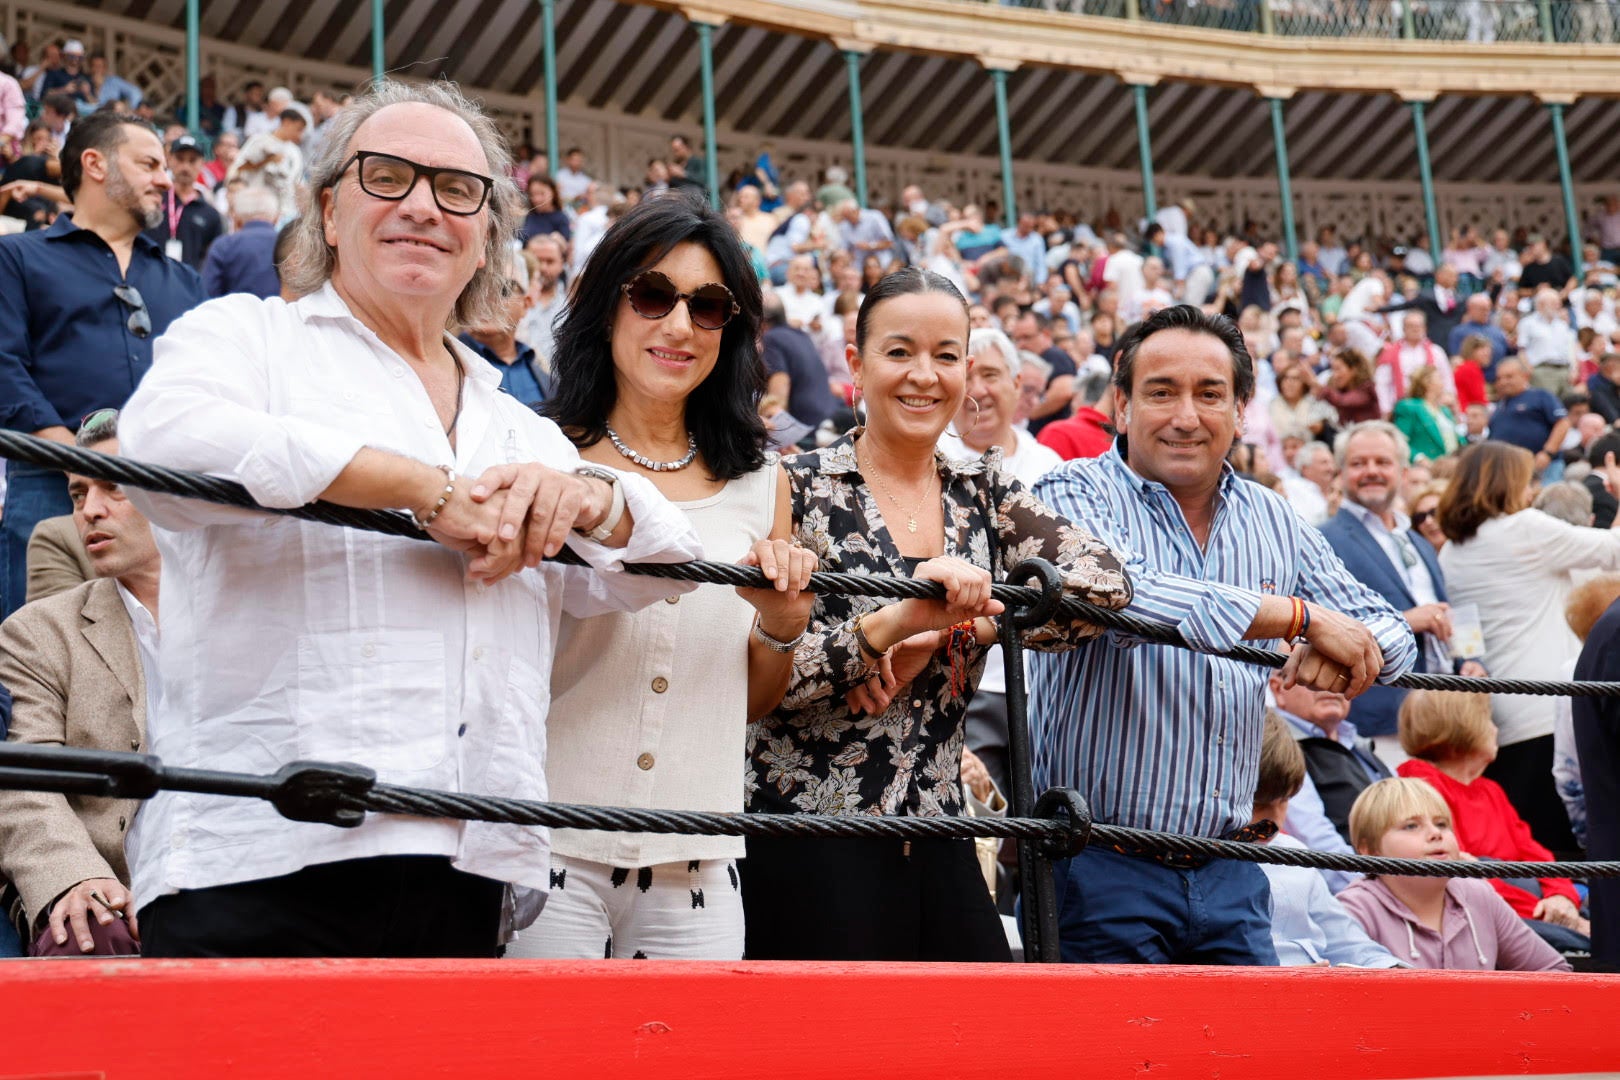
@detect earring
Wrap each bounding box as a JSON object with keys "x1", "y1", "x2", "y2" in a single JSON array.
[{"x1": 967, "y1": 397, "x2": 983, "y2": 425}]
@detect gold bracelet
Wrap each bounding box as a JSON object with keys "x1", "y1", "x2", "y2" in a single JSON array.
[{"x1": 850, "y1": 610, "x2": 883, "y2": 662}]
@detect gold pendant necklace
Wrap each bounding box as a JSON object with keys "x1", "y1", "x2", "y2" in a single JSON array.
[{"x1": 860, "y1": 444, "x2": 936, "y2": 534}]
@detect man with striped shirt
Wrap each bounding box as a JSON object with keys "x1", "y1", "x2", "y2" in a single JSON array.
[{"x1": 1029, "y1": 305, "x2": 1414, "y2": 965}]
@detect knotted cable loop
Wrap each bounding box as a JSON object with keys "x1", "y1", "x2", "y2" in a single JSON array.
[
  {"x1": 1033, "y1": 787, "x2": 1092, "y2": 858},
  {"x1": 1005, "y1": 558, "x2": 1066, "y2": 631}
]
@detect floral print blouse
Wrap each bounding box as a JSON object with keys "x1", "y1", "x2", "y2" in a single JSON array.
[{"x1": 745, "y1": 432, "x2": 1132, "y2": 819}]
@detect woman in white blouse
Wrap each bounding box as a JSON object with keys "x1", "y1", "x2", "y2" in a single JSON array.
[
  {"x1": 507, "y1": 195, "x2": 816, "y2": 960},
  {"x1": 1438, "y1": 441, "x2": 1620, "y2": 853}
]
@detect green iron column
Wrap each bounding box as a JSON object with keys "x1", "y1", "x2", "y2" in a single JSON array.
[
  {"x1": 1548, "y1": 100, "x2": 1584, "y2": 280},
  {"x1": 1132, "y1": 82, "x2": 1157, "y2": 224},
  {"x1": 1409, "y1": 98, "x2": 1443, "y2": 269},
  {"x1": 541, "y1": 0, "x2": 559, "y2": 167},
  {"x1": 1269, "y1": 96, "x2": 1298, "y2": 263},
  {"x1": 185, "y1": 0, "x2": 199, "y2": 133},
  {"x1": 990, "y1": 64, "x2": 1016, "y2": 226},
  {"x1": 844, "y1": 48, "x2": 868, "y2": 209},
  {"x1": 696, "y1": 20, "x2": 720, "y2": 209},
  {"x1": 370, "y1": 0, "x2": 385, "y2": 81}
]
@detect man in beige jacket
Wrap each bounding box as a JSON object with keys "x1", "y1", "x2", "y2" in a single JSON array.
[
  {"x1": 25, "y1": 513, "x2": 95, "y2": 604},
  {"x1": 0, "y1": 409, "x2": 158, "y2": 955}
]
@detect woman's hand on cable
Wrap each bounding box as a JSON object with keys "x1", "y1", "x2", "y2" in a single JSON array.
[
  {"x1": 846, "y1": 630, "x2": 943, "y2": 715},
  {"x1": 737, "y1": 538, "x2": 818, "y2": 643},
  {"x1": 1279, "y1": 603, "x2": 1384, "y2": 698},
  {"x1": 891, "y1": 556, "x2": 1004, "y2": 640}
]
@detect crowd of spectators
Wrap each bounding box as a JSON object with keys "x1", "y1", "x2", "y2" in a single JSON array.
[{"x1": 1, "y1": 50, "x2": 1620, "y2": 978}]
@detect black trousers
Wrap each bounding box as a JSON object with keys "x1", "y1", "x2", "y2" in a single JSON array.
[
  {"x1": 740, "y1": 835, "x2": 1011, "y2": 962},
  {"x1": 140, "y1": 855, "x2": 504, "y2": 959},
  {"x1": 1486, "y1": 735, "x2": 1579, "y2": 857}
]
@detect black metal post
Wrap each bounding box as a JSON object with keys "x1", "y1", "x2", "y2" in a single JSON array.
[{"x1": 1000, "y1": 559, "x2": 1065, "y2": 962}]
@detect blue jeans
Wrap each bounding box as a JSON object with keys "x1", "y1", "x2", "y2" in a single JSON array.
[
  {"x1": 1, "y1": 460, "x2": 71, "y2": 620},
  {"x1": 0, "y1": 913, "x2": 21, "y2": 957},
  {"x1": 1051, "y1": 845, "x2": 1279, "y2": 965}
]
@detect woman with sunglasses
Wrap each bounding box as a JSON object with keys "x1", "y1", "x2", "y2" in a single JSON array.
[
  {"x1": 507, "y1": 193, "x2": 817, "y2": 961},
  {"x1": 741, "y1": 268, "x2": 1133, "y2": 962}
]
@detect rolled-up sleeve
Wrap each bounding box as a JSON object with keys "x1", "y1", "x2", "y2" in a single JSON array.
[
  {"x1": 1034, "y1": 465, "x2": 1262, "y2": 654},
  {"x1": 553, "y1": 462, "x2": 704, "y2": 619},
  {"x1": 121, "y1": 297, "x2": 366, "y2": 530},
  {"x1": 1295, "y1": 524, "x2": 1416, "y2": 683}
]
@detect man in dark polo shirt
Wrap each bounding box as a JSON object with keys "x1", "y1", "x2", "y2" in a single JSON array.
[
  {"x1": 1010, "y1": 309, "x2": 1076, "y2": 436},
  {"x1": 761, "y1": 292, "x2": 838, "y2": 439},
  {"x1": 1487, "y1": 357, "x2": 1570, "y2": 478},
  {"x1": 0, "y1": 111, "x2": 205, "y2": 618},
  {"x1": 140, "y1": 134, "x2": 222, "y2": 271}
]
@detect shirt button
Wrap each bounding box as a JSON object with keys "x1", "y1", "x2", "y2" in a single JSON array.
[
  {"x1": 1216, "y1": 735, "x2": 1225, "y2": 745},
  {"x1": 664, "y1": 595, "x2": 679, "y2": 605},
  {"x1": 361, "y1": 643, "x2": 377, "y2": 658},
  {"x1": 392, "y1": 368, "x2": 406, "y2": 378},
  {"x1": 472, "y1": 646, "x2": 486, "y2": 661},
  {"x1": 911, "y1": 699, "x2": 923, "y2": 708},
  {"x1": 130, "y1": 738, "x2": 140, "y2": 750},
  {"x1": 118, "y1": 816, "x2": 127, "y2": 831},
  {"x1": 1213, "y1": 789, "x2": 1221, "y2": 798},
  {"x1": 458, "y1": 723, "x2": 468, "y2": 737},
  {"x1": 651, "y1": 676, "x2": 669, "y2": 694},
  {"x1": 637, "y1": 752, "x2": 655, "y2": 770},
  {"x1": 343, "y1": 392, "x2": 356, "y2": 402}
]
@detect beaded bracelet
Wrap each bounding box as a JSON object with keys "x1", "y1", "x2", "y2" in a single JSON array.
[{"x1": 411, "y1": 465, "x2": 456, "y2": 530}]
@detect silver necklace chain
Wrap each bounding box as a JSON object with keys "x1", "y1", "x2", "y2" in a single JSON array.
[{"x1": 605, "y1": 425, "x2": 699, "y2": 472}]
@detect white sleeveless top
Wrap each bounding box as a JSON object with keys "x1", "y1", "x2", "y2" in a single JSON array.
[{"x1": 546, "y1": 460, "x2": 778, "y2": 866}]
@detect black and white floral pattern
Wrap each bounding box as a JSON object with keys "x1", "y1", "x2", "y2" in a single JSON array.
[{"x1": 745, "y1": 432, "x2": 1131, "y2": 819}]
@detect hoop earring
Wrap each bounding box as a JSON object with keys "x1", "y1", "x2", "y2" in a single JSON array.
[{"x1": 967, "y1": 396, "x2": 983, "y2": 425}]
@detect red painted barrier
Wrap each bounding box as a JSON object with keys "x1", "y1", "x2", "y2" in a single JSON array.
[{"x1": 2, "y1": 960, "x2": 1616, "y2": 1079}]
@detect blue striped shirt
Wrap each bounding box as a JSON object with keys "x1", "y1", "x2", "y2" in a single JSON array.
[{"x1": 1028, "y1": 441, "x2": 1416, "y2": 838}]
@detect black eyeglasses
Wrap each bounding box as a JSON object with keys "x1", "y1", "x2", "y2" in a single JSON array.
[
  {"x1": 620, "y1": 270, "x2": 739, "y2": 331},
  {"x1": 338, "y1": 150, "x2": 493, "y2": 216},
  {"x1": 1411, "y1": 509, "x2": 1434, "y2": 529},
  {"x1": 113, "y1": 284, "x2": 150, "y2": 339}
]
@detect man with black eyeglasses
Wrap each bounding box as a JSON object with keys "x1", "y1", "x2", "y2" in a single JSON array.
[
  {"x1": 1318, "y1": 421, "x2": 1487, "y2": 766},
  {"x1": 0, "y1": 110, "x2": 204, "y2": 619}
]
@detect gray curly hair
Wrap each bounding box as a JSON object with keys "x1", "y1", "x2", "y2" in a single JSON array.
[{"x1": 280, "y1": 79, "x2": 521, "y2": 329}]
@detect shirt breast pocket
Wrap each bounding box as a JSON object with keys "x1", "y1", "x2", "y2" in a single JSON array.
[{"x1": 294, "y1": 630, "x2": 449, "y2": 774}]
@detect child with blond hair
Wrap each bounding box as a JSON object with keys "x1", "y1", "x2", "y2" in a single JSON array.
[
  {"x1": 1252, "y1": 714, "x2": 1402, "y2": 968},
  {"x1": 1396, "y1": 690, "x2": 1589, "y2": 950},
  {"x1": 1337, "y1": 778, "x2": 1569, "y2": 971}
]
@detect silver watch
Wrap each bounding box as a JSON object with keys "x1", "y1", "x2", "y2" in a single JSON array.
[{"x1": 573, "y1": 464, "x2": 625, "y2": 542}]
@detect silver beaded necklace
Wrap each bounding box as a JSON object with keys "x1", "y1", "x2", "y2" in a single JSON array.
[{"x1": 605, "y1": 424, "x2": 699, "y2": 472}]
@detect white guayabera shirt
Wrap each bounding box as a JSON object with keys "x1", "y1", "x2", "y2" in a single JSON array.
[{"x1": 119, "y1": 284, "x2": 703, "y2": 908}]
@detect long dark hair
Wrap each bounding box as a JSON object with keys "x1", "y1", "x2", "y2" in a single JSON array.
[{"x1": 543, "y1": 191, "x2": 767, "y2": 481}]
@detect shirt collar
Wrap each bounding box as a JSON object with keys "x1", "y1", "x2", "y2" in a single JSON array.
[
  {"x1": 297, "y1": 283, "x2": 503, "y2": 390},
  {"x1": 1103, "y1": 435, "x2": 1239, "y2": 499},
  {"x1": 1276, "y1": 706, "x2": 1360, "y2": 746},
  {"x1": 819, "y1": 427, "x2": 998, "y2": 479},
  {"x1": 1342, "y1": 498, "x2": 1412, "y2": 534},
  {"x1": 46, "y1": 212, "x2": 163, "y2": 254}
]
